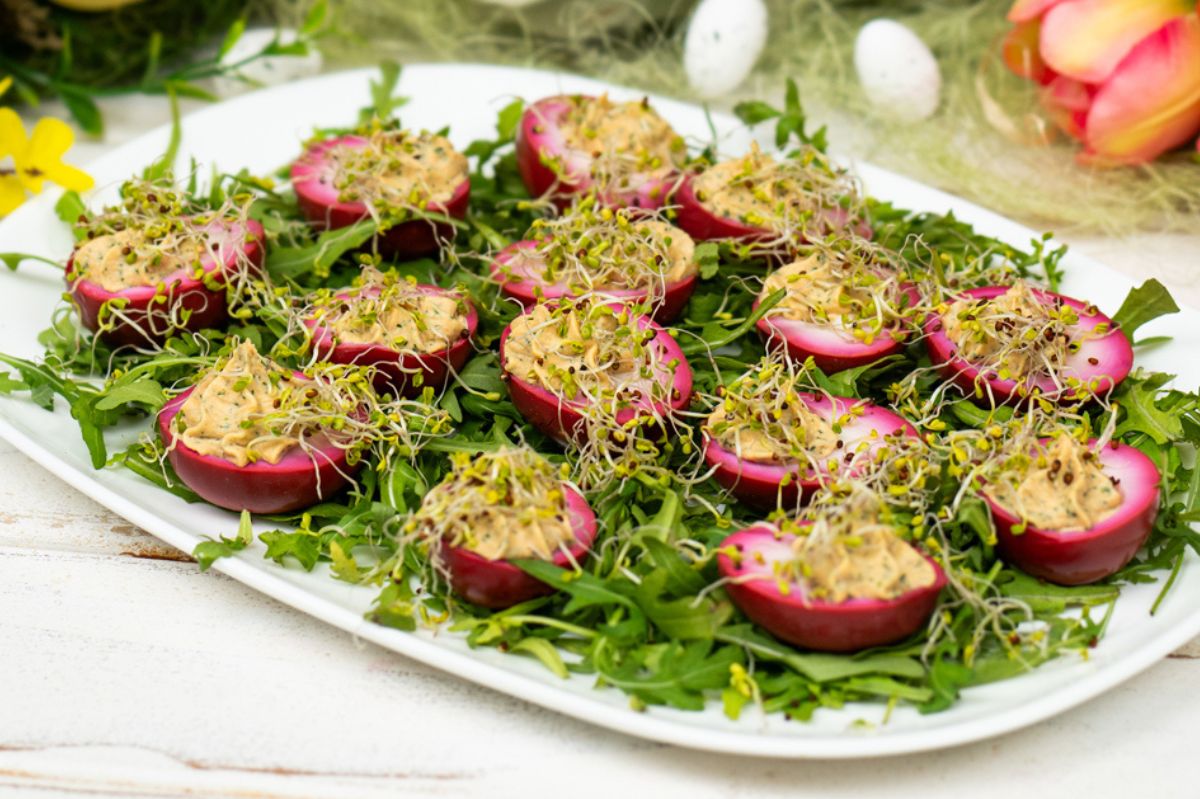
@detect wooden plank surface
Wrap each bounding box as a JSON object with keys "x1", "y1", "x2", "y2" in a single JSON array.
[{"x1": 1, "y1": 439, "x2": 1198, "y2": 799}]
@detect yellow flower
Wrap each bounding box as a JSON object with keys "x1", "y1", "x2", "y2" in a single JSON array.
[
  {"x1": 0, "y1": 108, "x2": 94, "y2": 216},
  {"x1": 0, "y1": 77, "x2": 11, "y2": 99}
]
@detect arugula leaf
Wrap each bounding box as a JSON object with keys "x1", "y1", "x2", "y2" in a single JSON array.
[
  {"x1": 919, "y1": 658, "x2": 974, "y2": 713},
  {"x1": 59, "y1": 87, "x2": 103, "y2": 137},
  {"x1": 301, "y1": 0, "x2": 330, "y2": 36},
  {"x1": 0, "y1": 371, "x2": 28, "y2": 393},
  {"x1": 381, "y1": 456, "x2": 427, "y2": 512},
  {"x1": 370, "y1": 582, "x2": 417, "y2": 631},
  {"x1": 846, "y1": 676, "x2": 933, "y2": 703},
  {"x1": 464, "y1": 98, "x2": 525, "y2": 165},
  {"x1": 260, "y1": 529, "x2": 322, "y2": 571},
  {"x1": 0, "y1": 352, "x2": 108, "y2": 466},
  {"x1": 808, "y1": 355, "x2": 904, "y2": 397},
  {"x1": 2, "y1": 252, "x2": 60, "y2": 271},
  {"x1": 515, "y1": 560, "x2": 638, "y2": 614},
  {"x1": 636, "y1": 489, "x2": 682, "y2": 543},
  {"x1": 142, "y1": 87, "x2": 182, "y2": 182},
  {"x1": 598, "y1": 640, "x2": 743, "y2": 711},
  {"x1": 193, "y1": 510, "x2": 253, "y2": 572},
  {"x1": 956, "y1": 496, "x2": 997, "y2": 547},
  {"x1": 733, "y1": 79, "x2": 827, "y2": 152},
  {"x1": 456, "y1": 353, "x2": 506, "y2": 395},
  {"x1": 633, "y1": 569, "x2": 732, "y2": 641},
  {"x1": 328, "y1": 539, "x2": 363, "y2": 582},
  {"x1": 112, "y1": 443, "x2": 201, "y2": 503},
  {"x1": 511, "y1": 637, "x2": 569, "y2": 678},
  {"x1": 1113, "y1": 279, "x2": 1179, "y2": 344},
  {"x1": 94, "y1": 376, "x2": 165, "y2": 412},
  {"x1": 722, "y1": 685, "x2": 752, "y2": 720},
  {"x1": 359, "y1": 61, "x2": 407, "y2": 124},
  {"x1": 218, "y1": 17, "x2": 247, "y2": 59},
  {"x1": 265, "y1": 220, "x2": 376, "y2": 280},
  {"x1": 54, "y1": 191, "x2": 88, "y2": 239},
  {"x1": 679, "y1": 288, "x2": 784, "y2": 356},
  {"x1": 716, "y1": 625, "x2": 926, "y2": 682},
  {"x1": 695, "y1": 241, "x2": 721, "y2": 280},
  {"x1": 1114, "y1": 375, "x2": 1184, "y2": 445},
  {"x1": 642, "y1": 538, "x2": 707, "y2": 595},
  {"x1": 731, "y1": 100, "x2": 779, "y2": 126},
  {"x1": 997, "y1": 572, "x2": 1119, "y2": 614}
]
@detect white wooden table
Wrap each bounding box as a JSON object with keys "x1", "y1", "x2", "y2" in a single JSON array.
[{"x1": 3, "y1": 93, "x2": 1199, "y2": 799}]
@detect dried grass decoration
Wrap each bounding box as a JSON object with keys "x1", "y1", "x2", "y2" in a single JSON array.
[{"x1": 263, "y1": 0, "x2": 1200, "y2": 233}]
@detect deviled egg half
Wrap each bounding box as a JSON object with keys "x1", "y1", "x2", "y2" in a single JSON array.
[
  {"x1": 717, "y1": 488, "x2": 946, "y2": 652},
  {"x1": 67, "y1": 180, "x2": 264, "y2": 347},
  {"x1": 306, "y1": 267, "x2": 477, "y2": 397},
  {"x1": 925, "y1": 282, "x2": 1133, "y2": 405},
  {"x1": 491, "y1": 197, "x2": 699, "y2": 322},
  {"x1": 410, "y1": 447, "x2": 597, "y2": 609},
  {"x1": 516, "y1": 93, "x2": 685, "y2": 210},
  {"x1": 499, "y1": 296, "x2": 693, "y2": 444},
  {"x1": 292, "y1": 122, "x2": 470, "y2": 258},
  {"x1": 675, "y1": 142, "x2": 867, "y2": 256}
]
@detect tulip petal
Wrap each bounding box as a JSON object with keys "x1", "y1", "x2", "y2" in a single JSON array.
[
  {"x1": 0, "y1": 175, "x2": 26, "y2": 216},
  {"x1": 1003, "y1": 20, "x2": 1056, "y2": 84},
  {"x1": 1041, "y1": 0, "x2": 1192, "y2": 83},
  {"x1": 1084, "y1": 15, "x2": 1200, "y2": 164},
  {"x1": 1040, "y1": 75, "x2": 1095, "y2": 140},
  {"x1": 0, "y1": 108, "x2": 28, "y2": 161},
  {"x1": 1008, "y1": 0, "x2": 1069, "y2": 23}
]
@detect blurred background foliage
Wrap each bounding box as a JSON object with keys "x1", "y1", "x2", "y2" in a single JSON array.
[{"x1": 2, "y1": 0, "x2": 1197, "y2": 233}]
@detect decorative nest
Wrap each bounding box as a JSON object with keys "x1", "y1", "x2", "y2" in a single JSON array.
[
  {"x1": 261, "y1": 0, "x2": 1199, "y2": 234},
  {"x1": 5, "y1": 0, "x2": 1194, "y2": 233}
]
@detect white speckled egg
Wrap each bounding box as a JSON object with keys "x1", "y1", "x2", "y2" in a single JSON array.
[
  {"x1": 853, "y1": 19, "x2": 941, "y2": 122},
  {"x1": 684, "y1": 0, "x2": 769, "y2": 99},
  {"x1": 213, "y1": 28, "x2": 324, "y2": 98}
]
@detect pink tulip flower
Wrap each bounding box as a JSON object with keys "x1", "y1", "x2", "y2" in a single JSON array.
[
  {"x1": 1083, "y1": 14, "x2": 1200, "y2": 164},
  {"x1": 1004, "y1": 0, "x2": 1200, "y2": 165}
]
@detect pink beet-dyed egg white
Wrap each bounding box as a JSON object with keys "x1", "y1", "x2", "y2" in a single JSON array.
[
  {"x1": 291, "y1": 132, "x2": 470, "y2": 259},
  {"x1": 499, "y1": 301, "x2": 693, "y2": 444},
  {"x1": 672, "y1": 146, "x2": 870, "y2": 257},
  {"x1": 755, "y1": 258, "x2": 920, "y2": 374},
  {"x1": 515, "y1": 94, "x2": 685, "y2": 210},
  {"x1": 924, "y1": 285, "x2": 1133, "y2": 406},
  {"x1": 66, "y1": 218, "x2": 264, "y2": 348},
  {"x1": 984, "y1": 438, "x2": 1160, "y2": 585},
  {"x1": 438, "y1": 485, "x2": 598, "y2": 609},
  {"x1": 676, "y1": 174, "x2": 867, "y2": 251},
  {"x1": 717, "y1": 523, "x2": 947, "y2": 652},
  {"x1": 704, "y1": 393, "x2": 918, "y2": 509},
  {"x1": 306, "y1": 283, "x2": 478, "y2": 399},
  {"x1": 492, "y1": 238, "x2": 698, "y2": 324},
  {"x1": 489, "y1": 205, "x2": 700, "y2": 323},
  {"x1": 157, "y1": 375, "x2": 358, "y2": 515}
]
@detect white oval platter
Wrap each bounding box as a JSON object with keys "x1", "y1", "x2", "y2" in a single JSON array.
[{"x1": 0, "y1": 64, "x2": 1196, "y2": 759}]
